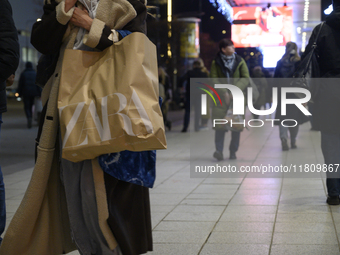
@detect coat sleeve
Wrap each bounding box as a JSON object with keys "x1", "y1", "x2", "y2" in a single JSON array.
[
  {"x1": 209, "y1": 60, "x2": 229, "y2": 106},
  {"x1": 0, "y1": 0, "x2": 20, "y2": 84},
  {"x1": 234, "y1": 59, "x2": 250, "y2": 91},
  {"x1": 209, "y1": 60, "x2": 218, "y2": 79},
  {"x1": 122, "y1": 0, "x2": 147, "y2": 33},
  {"x1": 31, "y1": 0, "x2": 73, "y2": 54},
  {"x1": 83, "y1": 0, "x2": 147, "y2": 51},
  {"x1": 209, "y1": 60, "x2": 224, "y2": 85}
]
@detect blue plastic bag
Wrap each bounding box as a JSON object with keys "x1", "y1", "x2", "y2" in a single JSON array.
[{"x1": 98, "y1": 150, "x2": 156, "y2": 188}]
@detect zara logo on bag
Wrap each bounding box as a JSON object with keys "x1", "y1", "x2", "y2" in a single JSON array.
[{"x1": 59, "y1": 89, "x2": 154, "y2": 149}]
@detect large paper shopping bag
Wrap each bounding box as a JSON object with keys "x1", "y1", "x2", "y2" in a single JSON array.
[{"x1": 58, "y1": 32, "x2": 167, "y2": 162}]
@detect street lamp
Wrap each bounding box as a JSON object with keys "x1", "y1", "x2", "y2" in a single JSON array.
[
  {"x1": 167, "y1": 0, "x2": 172, "y2": 58},
  {"x1": 167, "y1": 0, "x2": 172, "y2": 22}
]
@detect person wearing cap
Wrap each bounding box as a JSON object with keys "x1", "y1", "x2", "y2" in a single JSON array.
[{"x1": 303, "y1": 0, "x2": 340, "y2": 205}]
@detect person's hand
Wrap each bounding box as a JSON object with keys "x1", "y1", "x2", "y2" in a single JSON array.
[
  {"x1": 6, "y1": 74, "x2": 15, "y2": 87},
  {"x1": 70, "y1": 7, "x2": 93, "y2": 31},
  {"x1": 65, "y1": 0, "x2": 77, "y2": 12}
]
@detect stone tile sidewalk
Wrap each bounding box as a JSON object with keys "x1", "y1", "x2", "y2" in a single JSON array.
[{"x1": 3, "y1": 113, "x2": 340, "y2": 255}]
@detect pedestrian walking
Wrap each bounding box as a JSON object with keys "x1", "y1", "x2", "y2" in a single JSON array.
[
  {"x1": 210, "y1": 38, "x2": 250, "y2": 160},
  {"x1": 302, "y1": 0, "x2": 340, "y2": 205},
  {"x1": 273, "y1": 42, "x2": 308, "y2": 151},
  {"x1": 0, "y1": 0, "x2": 20, "y2": 244},
  {"x1": 17, "y1": 62, "x2": 41, "y2": 128},
  {"x1": 180, "y1": 59, "x2": 208, "y2": 132},
  {"x1": 0, "y1": 0, "x2": 153, "y2": 254}
]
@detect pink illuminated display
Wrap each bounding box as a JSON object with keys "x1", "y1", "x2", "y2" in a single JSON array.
[{"x1": 232, "y1": 6, "x2": 293, "y2": 48}]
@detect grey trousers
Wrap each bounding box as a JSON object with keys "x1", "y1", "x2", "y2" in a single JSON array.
[{"x1": 61, "y1": 158, "x2": 122, "y2": 255}]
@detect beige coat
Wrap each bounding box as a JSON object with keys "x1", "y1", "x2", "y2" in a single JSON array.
[{"x1": 0, "y1": 0, "x2": 140, "y2": 254}]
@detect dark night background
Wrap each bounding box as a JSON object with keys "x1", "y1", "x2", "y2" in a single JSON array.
[
  {"x1": 172, "y1": 0, "x2": 232, "y2": 42},
  {"x1": 147, "y1": 0, "x2": 264, "y2": 77}
]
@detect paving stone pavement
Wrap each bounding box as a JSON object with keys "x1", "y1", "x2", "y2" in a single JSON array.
[{"x1": 2, "y1": 107, "x2": 340, "y2": 255}]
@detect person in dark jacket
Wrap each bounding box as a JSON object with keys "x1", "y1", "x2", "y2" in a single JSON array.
[
  {"x1": 180, "y1": 59, "x2": 208, "y2": 132},
  {"x1": 210, "y1": 39, "x2": 250, "y2": 160},
  {"x1": 0, "y1": 1, "x2": 152, "y2": 255},
  {"x1": 0, "y1": 0, "x2": 19, "y2": 113},
  {"x1": 303, "y1": 0, "x2": 340, "y2": 205},
  {"x1": 17, "y1": 62, "x2": 41, "y2": 128},
  {"x1": 0, "y1": 0, "x2": 20, "y2": 244},
  {"x1": 274, "y1": 42, "x2": 308, "y2": 150}
]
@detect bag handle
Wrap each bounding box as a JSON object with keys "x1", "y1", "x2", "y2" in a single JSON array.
[
  {"x1": 313, "y1": 22, "x2": 325, "y2": 48},
  {"x1": 301, "y1": 22, "x2": 325, "y2": 77}
]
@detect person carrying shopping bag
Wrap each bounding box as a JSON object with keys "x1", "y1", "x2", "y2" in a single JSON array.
[{"x1": 0, "y1": 0, "x2": 161, "y2": 255}]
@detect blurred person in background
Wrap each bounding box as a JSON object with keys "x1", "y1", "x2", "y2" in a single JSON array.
[
  {"x1": 180, "y1": 59, "x2": 208, "y2": 132},
  {"x1": 273, "y1": 42, "x2": 308, "y2": 151},
  {"x1": 158, "y1": 66, "x2": 172, "y2": 130},
  {"x1": 302, "y1": 0, "x2": 340, "y2": 205},
  {"x1": 197, "y1": 58, "x2": 210, "y2": 130},
  {"x1": 251, "y1": 66, "x2": 268, "y2": 119},
  {"x1": 210, "y1": 39, "x2": 250, "y2": 160},
  {"x1": 0, "y1": 0, "x2": 20, "y2": 244},
  {"x1": 17, "y1": 62, "x2": 41, "y2": 128}
]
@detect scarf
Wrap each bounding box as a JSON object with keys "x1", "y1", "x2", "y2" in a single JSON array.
[{"x1": 220, "y1": 52, "x2": 235, "y2": 72}]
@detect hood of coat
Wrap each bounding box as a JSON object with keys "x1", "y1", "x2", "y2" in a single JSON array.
[{"x1": 326, "y1": 7, "x2": 340, "y2": 30}]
